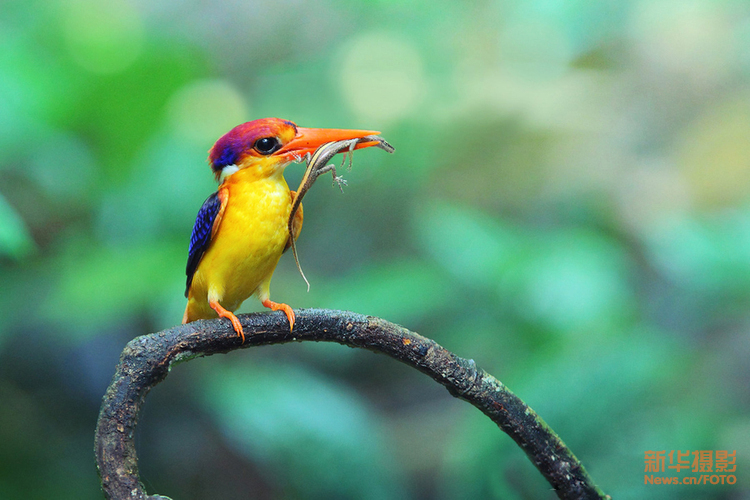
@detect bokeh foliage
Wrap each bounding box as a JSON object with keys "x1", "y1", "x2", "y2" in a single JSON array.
[{"x1": 1, "y1": 0, "x2": 749, "y2": 498}]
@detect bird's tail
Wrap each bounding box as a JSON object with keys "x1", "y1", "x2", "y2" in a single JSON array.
[
  {"x1": 183, "y1": 296, "x2": 221, "y2": 324},
  {"x1": 182, "y1": 302, "x2": 191, "y2": 324}
]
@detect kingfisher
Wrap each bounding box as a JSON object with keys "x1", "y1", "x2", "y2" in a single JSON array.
[{"x1": 183, "y1": 117, "x2": 380, "y2": 341}]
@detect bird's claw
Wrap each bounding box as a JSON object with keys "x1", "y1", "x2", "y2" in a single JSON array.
[
  {"x1": 262, "y1": 299, "x2": 296, "y2": 331},
  {"x1": 209, "y1": 299, "x2": 246, "y2": 343}
]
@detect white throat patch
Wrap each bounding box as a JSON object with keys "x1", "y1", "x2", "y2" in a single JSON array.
[{"x1": 219, "y1": 164, "x2": 239, "y2": 183}]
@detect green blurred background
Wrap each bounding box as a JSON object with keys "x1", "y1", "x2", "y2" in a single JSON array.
[{"x1": 2, "y1": 0, "x2": 749, "y2": 498}]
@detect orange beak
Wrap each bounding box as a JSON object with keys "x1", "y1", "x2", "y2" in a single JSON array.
[{"x1": 276, "y1": 126, "x2": 381, "y2": 160}]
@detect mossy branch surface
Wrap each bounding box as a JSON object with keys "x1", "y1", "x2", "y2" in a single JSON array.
[{"x1": 95, "y1": 309, "x2": 608, "y2": 500}]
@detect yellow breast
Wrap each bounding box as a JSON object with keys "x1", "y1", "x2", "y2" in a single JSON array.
[{"x1": 187, "y1": 167, "x2": 292, "y2": 316}]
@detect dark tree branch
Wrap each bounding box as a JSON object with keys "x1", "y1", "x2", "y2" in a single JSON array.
[{"x1": 95, "y1": 309, "x2": 608, "y2": 500}]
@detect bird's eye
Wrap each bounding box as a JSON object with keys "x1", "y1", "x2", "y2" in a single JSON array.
[{"x1": 254, "y1": 137, "x2": 281, "y2": 155}]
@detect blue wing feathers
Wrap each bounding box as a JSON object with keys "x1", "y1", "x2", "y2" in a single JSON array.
[{"x1": 185, "y1": 191, "x2": 222, "y2": 297}]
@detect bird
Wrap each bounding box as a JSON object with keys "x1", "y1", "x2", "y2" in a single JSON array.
[{"x1": 182, "y1": 117, "x2": 381, "y2": 342}]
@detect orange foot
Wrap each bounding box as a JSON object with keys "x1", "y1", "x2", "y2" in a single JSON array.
[
  {"x1": 262, "y1": 299, "x2": 295, "y2": 331},
  {"x1": 209, "y1": 300, "x2": 245, "y2": 343}
]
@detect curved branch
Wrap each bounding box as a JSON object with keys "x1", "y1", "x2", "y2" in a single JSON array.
[{"x1": 95, "y1": 309, "x2": 608, "y2": 500}]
